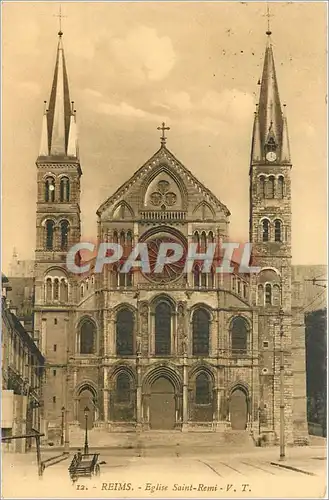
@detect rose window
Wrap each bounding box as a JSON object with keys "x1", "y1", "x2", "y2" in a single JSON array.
[
  {"x1": 150, "y1": 180, "x2": 177, "y2": 209},
  {"x1": 143, "y1": 235, "x2": 187, "y2": 284}
]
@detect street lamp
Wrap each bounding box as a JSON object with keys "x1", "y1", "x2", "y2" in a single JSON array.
[
  {"x1": 60, "y1": 406, "x2": 65, "y2": 446},
  {"x1": 84, "y1": 406, "x2": 90, "y2": 455},
  {"x1": 279, "y1": 307, "x2": 285, "y2": 461}
]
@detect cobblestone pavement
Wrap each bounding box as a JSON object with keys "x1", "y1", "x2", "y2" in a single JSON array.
[{"x1": 2, "y1": 446, "x2": 327, "y2": 499}]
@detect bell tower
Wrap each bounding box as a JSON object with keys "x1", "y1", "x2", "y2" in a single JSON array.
[
  {"x1": 249, "y1": 24, "x2": 295, "y2": 444},
  {"x1": 34, "y1": 28, "x2": 81, "y2": 430}
]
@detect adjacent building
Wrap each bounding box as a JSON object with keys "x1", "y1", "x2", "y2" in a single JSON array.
[{"x1": 1, "y1": 275, "x2": 44, "y2": 452}]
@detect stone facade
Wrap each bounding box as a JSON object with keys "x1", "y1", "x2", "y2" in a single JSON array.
[{"x1": 32, "y1": 31, "x2": 309, "y2": 445}]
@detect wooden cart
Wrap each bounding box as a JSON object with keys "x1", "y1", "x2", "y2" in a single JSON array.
[{"x1": 68, "y1": 453, "x2": 101, "y2": 483}]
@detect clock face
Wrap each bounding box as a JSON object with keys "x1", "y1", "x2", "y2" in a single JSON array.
[{"x1": 266, "y1": 151, "x2": 277, "y2": 162}]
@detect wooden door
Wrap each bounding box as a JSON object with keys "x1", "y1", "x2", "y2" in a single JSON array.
[
  {"x1": 150, "y1": 377, "x2": 175, "y2": 430},
  {"x1": 230, "y1": 389, "x2": 247, "y2": 430}
]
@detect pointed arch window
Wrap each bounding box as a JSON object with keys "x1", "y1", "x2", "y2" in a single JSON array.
[
  {"x1": 126, "y1": 231, "x2": 133, "y2": 255},
  {"x1": 126, "y1": 270, "x2": 133, "y2": 287},
  {"x1": 231, "y1": 317, "x2": 248, "y2": 354},
  {"x1": 193, "y1": 232, "x2": 200, "y2": 250},
  {"x1": 80, "y1": 319, "x2": 96, "y2": 354},
  {"x1": 45, "y1": 220, "x2": 55, "y2": 250},
  {"x1": 262, "y1": 219, "x2": 269, "y2": 242},
  {"x1": 60, "y1": 177, "x2": 70, "y2": 202},
  {"x1": 60, "y1": 220, "x2": 70, "y2": 250},
  {"x1": 266, "y1": 176, "x2": 275, "y2": 199},
  {"x1": 195, "y1": 373, "x2": 211, "y2": 404},
  {"x1": 277, "y1": 176, "x2": 284, "y2": 198},
  {"x1": 116, "y1": 373, "x2": 131, "y2": 403},
  {"x1": 208, "y1": 267, "x2": 215, "y2": 289},
  {"x1": 120, "y1": 231, "x2": 125, "y2": 248},
  {"x1": 112, "y1": 265, "x2": 118, "y2": 287},
  {"x1": 116, "y1": 309, "x2": 134, "y2": 356},
  {"x1": 45, "y1": 177, "x2": 55, "y2": 202},
  {"x1": 259, "y1": 176, "x2": 265, "y2": 198},
  {"x1": 155, "y1": 302, "x2": 171, "y2": 356},
  {"x1": 119, "y1": 265, "x2": 126, "y2": 288},
  {"x1": 274, "y1": 220, "x2": 282, "y2": 242},
  {"x1": 192, "y1": 308, "x2": 210, "y2": 356},
  {"x1": 265, "y1": 284, "x2": 272, "y2": 305},
  {"x1": 201, "y1": 267, "x2": 207, "y2": 288},
  {"x1": 53, "y1": 278, "x2": 60, "y2": 301}
]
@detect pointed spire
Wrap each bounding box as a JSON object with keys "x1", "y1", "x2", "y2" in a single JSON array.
[
  {"x1": 281, "y1": 105, "x2": 291, "y2": 162},
  {"x1": 39, "y1": 31, "x2": 78, "y2": 159},
  {"x1": 251, "y1": 107, "x2": 262, "y2": 162}
]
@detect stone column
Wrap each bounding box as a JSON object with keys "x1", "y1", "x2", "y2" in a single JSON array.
[
  {"x1": 103, "y1": 368, "x2": 109, "y2": 423},
  {"x1": 182, "y1": 354, "x2": 188, "y2": 431},
  {"x1": 136, "y1": 354, "x2": 142, "y2": 429}
]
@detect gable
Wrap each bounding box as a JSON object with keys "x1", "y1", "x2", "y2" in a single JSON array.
[{"x1": 97, "y1": 146, "x2": 230, "y2": 219}]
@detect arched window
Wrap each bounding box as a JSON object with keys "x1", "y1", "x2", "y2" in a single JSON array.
[
  {"x1": 265, "y1": 284, "x2": 272, "y2": 305},
  {"x1": 243, "y1": 283, "x2": 247, "y2": 298},
  {"x1": 155, "y1": 302, "x2": 171, "y2": 356},
  {"x1": 60, "y1": 177, "x2": 70, "y2": 202},
  {"x1": 120, "y1": 231, "x2": 125, "y2": 248},
  {"x1": 200, "y1": 231, "x2": 207, "y2": 252},
  {"x1": 262, "y1": 220, "x2": 269, "y2": 242},
  {"x1": 208, "y1": 267, "x2": 215, "y2": 289},
  {"x1": 231, "y1": 317, "x2": 248, "y2": 354},
  {"x1": 116, "y1": 373, "x2": 130, "y2": 403},
  {"x1": 126, "y1": 231, "x2": 133, "y2": 255},
  {"x1": 193, "y1": 231, "x2": 200, "y2": 250},
  {"x1": 192, "y1": 308, "x2": 210, "y2": 356},
  {"x1": 80, "y1": 319, "x2": 96, "y2": 354},
  {"x1": 45, "y1": 220, "x2": 55, "y2": 250},
  {"x1": 208, "y1": 231, "x2": 214, "y2": 245},
  {"x1": 60, "y1": 220, "x2": 69, "y2": 250},
  {"x1": 119, "y1": 266, "x2": 126, "y2": 288},
  {"x1": 53, "y1": 278, "x2": 59, "y2": 301},
  {"x1": 237, "y1": 279, "x2": 241, "y2": 294},
  {"x1": 257, "y1": 284, "x2": 264, "y2": 306},
  {"x1": 80, "y1": 284, "x2": 84, "y2": 298},
  {"x1": 112, "y1": 265, "x2": 118, "y2": 287},
  {"x1": 60, "y1": 279, "x2": 68, "y2": 302},
  {"x1": 193, "y1": 265, "x2": 200, "y2": 288},
  {"x1": 277, "y1": 176, "x2": 284, "y2": 198},
  {"x1": 266, "y1": 176, "x2": 275, "y2": 199},
  {"x1": 259, "y1": 176, "x2": 265, "y2": 198},
  {"x1": 201, "y1": 267, "x2": 207, "y2": 288},
  {"x1": 45, "y1": 177, "x2": 55, "y2": 202},
  {"x1": 126, "y1": 270, "x2": 133, "y2": 287},
  {"x1": 195, "y1": 373, "x2": 211, "y2": 404},
  {"x1": 274, "y1": 220, "x2": 282, "y2": 242},
  {"x1": 273, "y1": 284, "x2": 281, "y2": 306},
  {"x1": 46, "y1": 278, "x2": 52, "y2": 302},
  {"x1": 113, "y1": 231, "x2": 118, "y2": 244},
  {"x1": 116, "y1": 309, "x2": 134, "y2": 356}
]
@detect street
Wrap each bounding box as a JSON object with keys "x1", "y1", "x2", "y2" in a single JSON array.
[{"x1": 2, "y1": 446, "x2": 327, "y2": 499}]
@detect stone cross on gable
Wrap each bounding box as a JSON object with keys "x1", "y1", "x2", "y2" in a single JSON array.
[{"x1": 157, "y1": 122, "x2": 170, "y2": 146}]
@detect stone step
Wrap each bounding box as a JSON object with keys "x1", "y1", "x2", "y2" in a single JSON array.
[{"x1": 66, "y1": 430, "x2": 255, "y2": 450}]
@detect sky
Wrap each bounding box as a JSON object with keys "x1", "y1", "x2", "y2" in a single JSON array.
[{"x1": 2, "y1": 1, "x2": 327, "y2": 272}]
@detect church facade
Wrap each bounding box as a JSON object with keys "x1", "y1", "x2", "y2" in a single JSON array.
[{"x1": 33, "y1": 26, "x2": 308, "y2": 445}]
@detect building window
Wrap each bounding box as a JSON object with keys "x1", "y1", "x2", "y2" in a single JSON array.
[
  {"x1": 80, "y1": 319, "x2": 96, "y2": 354},
  {"x1": 193, "y1": 265, "x2": 200, "y2": 288},
  {"x1": 231, "y1": 317, "x2": 248, "y2": 355},
  {"x1": 53, "y1": 278, "x2": 60, "y2": 300},
  {"x1": 262, "y1": 220, "x2": 269, "y2": 242},
  {"x1": 53, "y1": 344, "x2": 57, "y2": 352},
  {"x1": 53, "y1": 369, "x2": 57, "y2": 376},
  {"x1": 60, "y1": 220, "x2": 69, "y2": 250},
  {"x1": 265, "y1": 284, "x2": 272, "y2": 305},
  {"x1": 192, "y1": 308, "x2": 210, "y2": 356},
  {"x1": 45, "y1": 177, "x2": 55, "y2": 202},
  {"x1": 60, "y1": 279, "x2": 68, "y2": 302},
  {"x1": 201, "y1": 268, "x2": 207, "y2": 288},
  {"x1": 116, "y1": 373, "x2": 130, "y2": 403},
  {"x1": 54, "y1": 318, "x2": 57, "y2": 325},
  {"x1": 277, "y1": 176, "x2": 284, "y2": 198},
  {"x1": 257, "y1": 284, "x2": 264, "y2": 306},
  {"x1": 195, "y1": 373, "x2": 211, "y2": 405},
  {"x1": 273, "y1": 284, "x2": 281, "y2": 306},
  {"x1": 116, "y1": 309, "x2": 134, "y2": 356},
  {"x1": 266, "y1": 176, "x2": 275, "y2": 199},
  {"x1": 155, "y1": 302, "x2": 171, "y2": 356},
  {"x1": 200, "y1": 231, "x2": 207, "y2": 252},
  {"x1": 263, "y1": 341, "x2": 269, "y2": 348},
  {"x1": 274, "y1": 220, "x2": 282, "y2": 242},
  {"x1": 259, "y1": 176, "x2": 265, "y2": 198},
  {"x1": 53, "y1": 396, "x2": 56, "y2": 404},
  {"x1": 46, "y1": 278, "x2": 52, "y2": 301},
  {"x1": 45, "y1": 220, "x2": 55, "y2": 250},
  {"x1": 60, "y1": 177, "x2": 70, "y2": 202}
]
